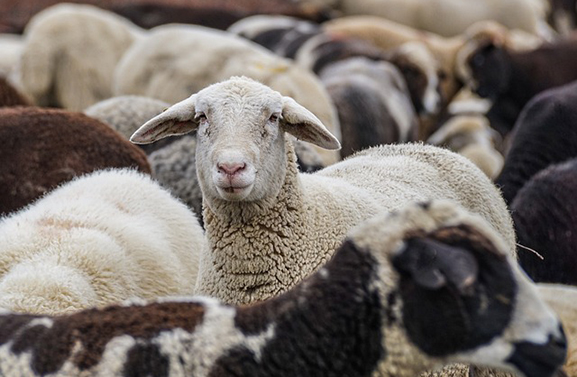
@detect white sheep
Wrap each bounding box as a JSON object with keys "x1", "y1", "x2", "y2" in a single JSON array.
[
  {"x1": 333, "y1": 0, "x2": 554, "y2": 39},
  {"x1": 16, "y1": 3, "x2": 145, "y2": 111},
  {"x1": 0, "y1": 33, "x2": 23, "y2": 79},
  {"x1": 131, "y1": 76, "x2": 516, "y2": 307},
  {"x1": 0, "y1": 168, "x2": 204, "y2": 315},
  {"x1": 0, "y1": 200, "x2": 566, "y2": 377},
  {"x1": 114, "y1": 23, "x2": 341, "y2": 166}
]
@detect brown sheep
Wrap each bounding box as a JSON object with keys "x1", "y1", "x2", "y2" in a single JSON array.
[{"x1": 0, "y1": 106, "x2": 150, "y2": 216}]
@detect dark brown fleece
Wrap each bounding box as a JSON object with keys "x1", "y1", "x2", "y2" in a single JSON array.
[
  {"x1": 0, "y1": 77, "x2": 30, "y2": 107},
  {"x1": 512, "y1": 158, "x2": 577, "y2": 285},
  {"x1": 0, "y1": 301, "x2": 205, "y2": 374},
  {"x1": 0, "y1": 106, "x2": 150, "y2": 216}
]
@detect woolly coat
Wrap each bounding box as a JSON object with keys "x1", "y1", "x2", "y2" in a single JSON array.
[
  {"x1": 84, "y1": 95, "x2": 176, "y2": 155},
  {"x1": 0, "y1": 169, "x2": 204, "y2": 315},
  {"x1": 0, "y1": 107, "x2": 150, "y2": 216},
  {"x1": 195, "y1": 142, "x2": 516, "y2": 305},
  {"x1": 0, "y1": 200, "x2": 563, "y2": 377},
  {"x1": 0, "y1": 76, "x2": 30, "y2": 107},
  {"x1": 113, "y1": 23, "x2": 341, "y2": 166},
  {"x1": 496, "y1": 81, "x2": 577, "y2": 204},
  {"x1": 512, "y1": 159, "x2": 577, "y2": 285},
  {"x1": 18, "y1": 3, "x2": 144, "y2": 110}
]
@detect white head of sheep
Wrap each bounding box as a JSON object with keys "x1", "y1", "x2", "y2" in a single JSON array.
[{"x1": 131, "y1": 76, "x2": 340, "y2": 203}]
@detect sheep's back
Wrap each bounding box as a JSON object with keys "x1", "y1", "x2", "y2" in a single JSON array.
[{"x1": 0, "y1": 107, "x2": 150, "y2": 216}]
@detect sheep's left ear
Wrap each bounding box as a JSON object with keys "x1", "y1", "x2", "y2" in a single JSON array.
[
  {"x1": 280, "y1": 96, "x2": 341, "y2": 150},
  {"x1": 130, "y1": 95, "x2": 198, "y2": 144},
  {"x1": 393, "y1": 237, "x2": 478, "y2": 293}
]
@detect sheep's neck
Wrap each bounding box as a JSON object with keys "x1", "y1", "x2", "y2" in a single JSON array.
[{"x1": 201, "y1": 142, "x2": 315, "y2": 304}]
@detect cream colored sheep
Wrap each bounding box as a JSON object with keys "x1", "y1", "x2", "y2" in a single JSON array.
[
  {"x1": 131, "y1": 76, "x2": 515, "y2": 307},
  {"x1": 427, "y1": 114, "x2": 504, "y2": 179},
  {"x1": 0, "y1": 200, "x2": 567, "y2": 377},
  {"x1": 334, "y1": 0, "x2": 554, "y2": 38},
  {"x1": 0, "y1": 169, "x2": 204, "y2": 315},
  {"x1": 17, "y1": 3, "x2": 145, "y2": 111},
  {"x1": 114, "y1": 23, "x2": 340, "y2": 166}
]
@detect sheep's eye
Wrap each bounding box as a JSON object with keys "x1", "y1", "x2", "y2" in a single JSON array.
[
  {"x1": 195, "y1": 113, "x2": 207, "y2": 122},
  {"x1": 269, "y1": 113, "x2": 279, "y2": 123}
]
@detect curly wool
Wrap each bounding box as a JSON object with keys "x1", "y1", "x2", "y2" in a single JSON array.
[
  {"x1": 148, "y1": 135, "x2": 204, "y2": 220},
  {"x1": 0, "y1": 169, "x2": 204, "y2": 315},
  {"x1": 196, "y1": 141, "x2": 515, "y2": 305}
]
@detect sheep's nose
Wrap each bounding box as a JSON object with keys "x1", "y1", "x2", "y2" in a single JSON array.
[{"x1": 217, "y1": 162, "x2": 246, "y2": 176}]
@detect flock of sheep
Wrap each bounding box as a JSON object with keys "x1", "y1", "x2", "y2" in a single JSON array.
[{"x1": 0, "y1": 0, "x2": 576, "y2": 376}]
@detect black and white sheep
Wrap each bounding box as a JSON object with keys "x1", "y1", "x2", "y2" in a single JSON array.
[
  {"x1": 0, "y1": 106, "x2": 150, "y2": 216},
  {"x1": 318, "y1": 57, "x2": 419, "y2": 158},
  {"x1": 0, "y1": 200, "x2": 567, "y2": 377},
  {"x1": 511, "y1": 158, "x2": 577, "y2": 286},
  {"x1": 0, "y1": 169, "x2": 204, "y2": 315},
  {"x1": 495, "y1": 80, "x2": 577, "y2": 205},
  {"x1": 427, "y1": 114, "x2": 504, "y2": 179},
  {"x1": 131, "y1": 76, "x2": 516, "y2": 306}
]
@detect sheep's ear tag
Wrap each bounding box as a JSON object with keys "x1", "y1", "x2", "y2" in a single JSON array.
[
  {"x1": 281, "y1": 96, "x2": 341, "y2": 150},
  {"x1": 392, "y1": 237, "x2": 478, "y2": 293}
]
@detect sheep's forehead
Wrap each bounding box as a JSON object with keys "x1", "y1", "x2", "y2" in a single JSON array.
[{"x1": 196, "y1": 78, "x2": 283, "y2": 118}]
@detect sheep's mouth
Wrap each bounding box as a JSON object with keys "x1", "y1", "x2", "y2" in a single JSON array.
[{"x1": 216, "y1": 183, "x2": 254, "y2": 200}]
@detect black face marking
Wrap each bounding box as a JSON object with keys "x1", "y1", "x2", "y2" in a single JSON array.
[
  {"x1": 226, "y1": 239, "x2": 385, "y2": 376},
  {"x1": 393, "y1": 225, "x2": 517, "y2": 356},
  {"x1": 507, "y1": 336, "x2": 567, "y2": 377},
  {"x1": 123, "y1": 343, "x2": 169, "y2": 377}
]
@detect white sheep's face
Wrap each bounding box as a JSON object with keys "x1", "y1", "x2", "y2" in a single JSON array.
[{"x1": 131, "y1": 76, "x2": 340, "y2": 203}]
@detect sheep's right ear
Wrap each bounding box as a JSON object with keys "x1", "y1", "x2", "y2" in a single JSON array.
[
  {"x1": 280, "y1": 96, "x2": 341, "y2": 150},
  {"x1": 130, "y1": 95, "x2": 198, "y2": 144}
]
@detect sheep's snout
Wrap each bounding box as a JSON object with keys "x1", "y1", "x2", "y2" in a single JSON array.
[
  {"x1": 213, "y1": 151, "x2": 256, "y2": 201},
  {"x1": 507, "y1": 327, "x2": 567, "y2": 377}
]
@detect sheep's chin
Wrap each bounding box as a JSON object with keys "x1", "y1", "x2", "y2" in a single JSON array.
[{"x1": 215, "y1": 184, "x2": 254, "y2": 201}]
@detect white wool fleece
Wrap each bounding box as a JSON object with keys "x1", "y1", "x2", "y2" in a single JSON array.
[
  {"x1": 196, "y1": 142, "x2": 515, "y2": 305},
  {"x1": 131, "y1": 76, "x2": 514, "y2": 307},
  {"x1": 0, "y1": 169, "x2": 204, "y2": 315}
]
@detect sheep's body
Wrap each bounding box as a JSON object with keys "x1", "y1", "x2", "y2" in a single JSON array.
[
  {"x1": 0, "y1": 107, "x2": 150, "y2": 216},
  {"x1": 512, "y1": 159, "x2": 577, "y2": 285},
  {"x1": 496, "y1": 81, "x2": 577, "y2": 204},
  {"x1": 0, "y1": 169, "x2": 204, "y2": 315},
  {"x1": 17, "y1": 3, "x2": 144, "y2": 111},
  {"x1": 0, "y1": 200, "x2": 566, "y2": 377},
  {"x1": 131, "y1": 77, "x2": 515, "y2": 307},
  {"x1": 336, "y1": 0, "x2": 550, "y2": 38},
  {"x1": 318, "y1": 57, "x2": 419, "y2": 158},
  {"x1": 84, "y1": 95, "x2": 176, "y2": 155},
  {"x1": 114, "y1": 24, "x2": 340, "y2": 166},
  {"x1": 427, "y1": 115, "x2": 504, "y2": 179}
]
